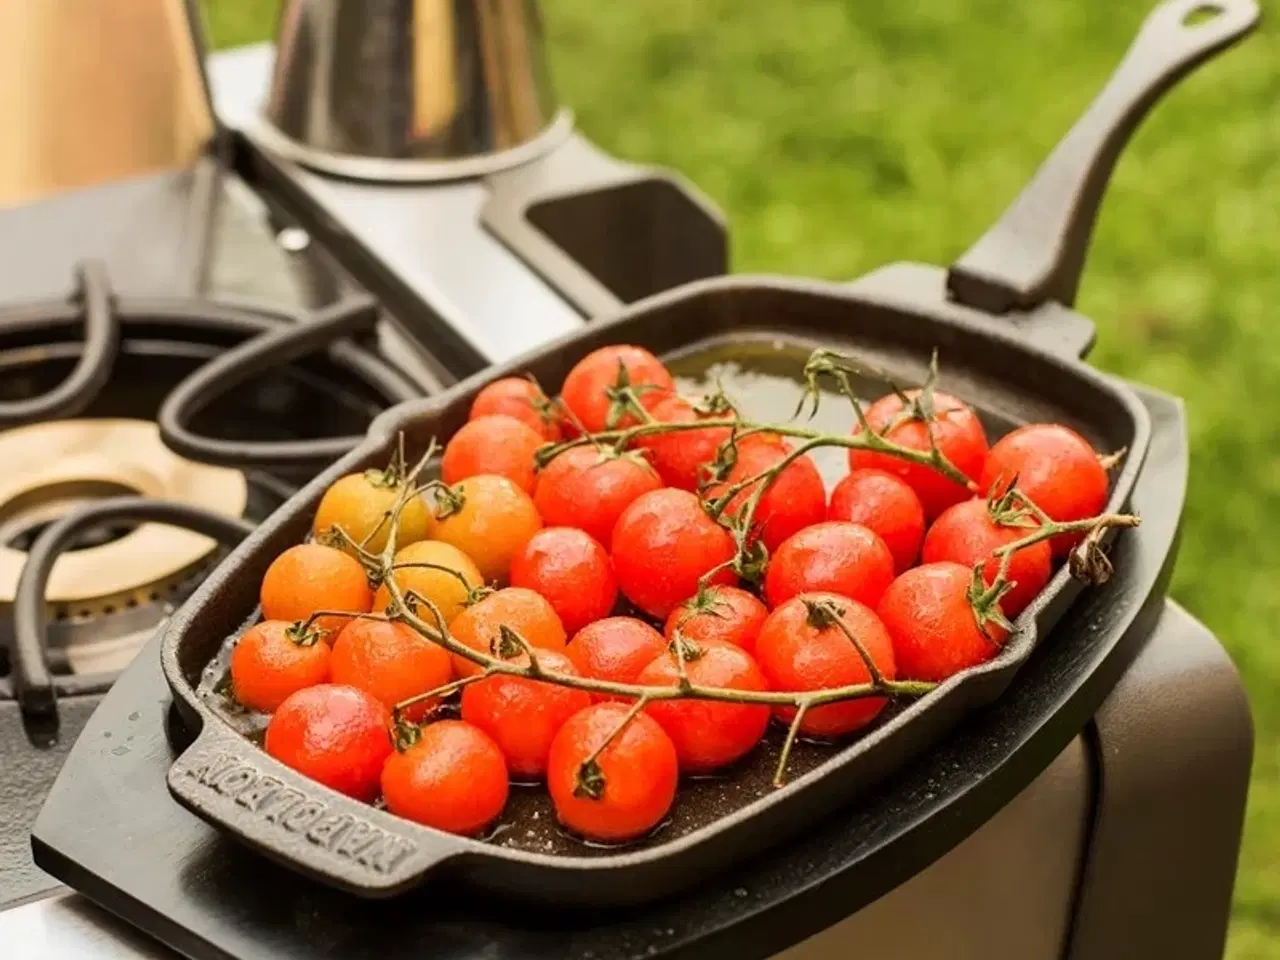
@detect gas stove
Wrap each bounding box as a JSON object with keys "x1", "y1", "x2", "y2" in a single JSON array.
[{"x1": 0, "y1": 20, "x2": 1255, "y2": 960}]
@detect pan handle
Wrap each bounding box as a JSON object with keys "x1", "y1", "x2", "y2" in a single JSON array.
[
  {"x1": 168, "y1": 716, "x2": 463, "y2": 898},
  {"x1": 946, "y1": 0, "x2": 1259, "y2": 314}
]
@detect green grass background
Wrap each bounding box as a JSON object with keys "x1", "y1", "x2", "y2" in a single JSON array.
[{"x1": 203, "y1": 1, "x2": 1280, "y2": 954}]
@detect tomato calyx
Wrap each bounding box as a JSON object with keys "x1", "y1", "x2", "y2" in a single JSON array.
[
  {"x1": 966, "y1": 565, "x2": 1015, "y2": 642},
  {"x1": 392, "y1": 718, "x2": 422, "y2": 753},
  {"x1": 574, "y1": 758, "x2": 607, "y2": 800},
  {"x1": 667, "y1": 633, "x2": 706, "y2": 664},
  {"x1": 693, "y1": 386, "x2": 736, "y2": 419},
  {"x1": 1068, "y1": 526, "x2": 1116, "y2": 586},
  {"x1": 800, "y1": 596, "x2": 848, "y2": 632},
  {"x1": 284, "y1": 620, "x2": 326, "y2": 647},
  {"x1": 603, "y1": 361, "x2": 663, "y2": 429},
  {"x1": 985, "y1": 480, "x2": 1041, "y2": 530},
  {"x1": 431, "y1": 483, "x2": 467, "y2": 520}
]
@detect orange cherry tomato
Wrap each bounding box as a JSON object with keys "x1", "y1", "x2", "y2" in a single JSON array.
[
  {"x1": 460, "y1": 649, "x2": 592, "y2": 780},
  {"x1": 429, "y1": 474, "x2": 542, "y2": 584},
  {"x1": 230, "y1": 620, "x2": 331, "y2": 713},
  {"x1": 330, "y1": 619, "x2": 453, "y2": 722},
  {"x1": 547, "y1": 702, "x2": 678, "y2": 843},
  {"x1": 260, "y1": 543, "x2": 373, "y2": 640},
  {"x1": 381, "y1": 720, "x2": 509, "y2": 835},
  {"x1": 373, "y1": 540, "x2": 482, "y2": 626},
  {"x1": 449, "y1": 587, "x2": 567, "y2": 678},
  {"x1": 264, "y1": 684, "x2": 392, "y2": 801},
  {"x1": 312, "y1": 470, "x2": 431, "y2": 556},
  {"x1": 441, "y1": 415, "x2": 544, "y2": 494}
]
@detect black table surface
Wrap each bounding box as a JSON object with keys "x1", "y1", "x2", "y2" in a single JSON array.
[{"x1": 28, "y1": 384, "x2": 1186, "y2": 960}]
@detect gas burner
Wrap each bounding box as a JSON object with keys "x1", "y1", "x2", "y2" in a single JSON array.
[{"x1": 0, "y1": 261, "x2": 420, "y2": 691}]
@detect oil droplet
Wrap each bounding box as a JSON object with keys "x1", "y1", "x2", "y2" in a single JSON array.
[
  {"x1": 734, "y1": 887, "x2": 749, "y2": 898},
  {"x1": 111, "y1": 746, "x2": 130, "y2": 757},
  {"x1": 102, "y1": 732, "x2": 111, "y2": 739}
]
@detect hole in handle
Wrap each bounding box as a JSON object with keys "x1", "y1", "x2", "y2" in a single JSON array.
[{"x1": 1183, "y1": 4, "x2": 1224, "y2": 26}]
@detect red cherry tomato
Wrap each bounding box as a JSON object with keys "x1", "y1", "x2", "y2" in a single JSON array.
[
  {"x1": 567, "y1": 617, "x2": 667, "y2": 690},
  {"x1": 827, "y1": 469, "x2": 926, "y2": 573},
  {"x1": 754, "y1": 592, "x2": 896, "y2": 738},
  {"x1": 509, "y1": 527, "x2": 618, "y2": 635},
  {"x1": 610, "y1": 488, "x2": 737, "y2": 619},
  {"x1": 876, "y1": 562, "x2": 1009, "y2": 682},
  {"x1": 638, "y1": 640, "x2": 771, "y2": 773},
  {"x1": 441, "y1": 415, "x2": 544, "y2": 493},
  {"x1": 981, "y1": 423, "x2": 1109, "y2": 556},
  {"x1": 264, "y1": 684, "x2": 392, "y2": 801},
  {"x1": 633, "y1": 394, "x2": 732, "y2": 491},
  {"x1": 763, "y1": 521, "x2": 895, "y2": 611},
  {"x1": 230, "y1": 620, "x2": 331, "y2": 713},
  {"x1": 921, "y1": 498, "x2": 1052, "y2": 617},
  {"x1": 560, "y1": 345, "x2": 675, "y2": 433},
  {"x1": 848, "y1": 390, "x2": 987, "y2": 520},
  {"x1": 469, "y1": 377, "x2": 564, "y2": 441},
  {"x1": 381, "y1": 720, "x2": 509, "y2": 835},
  {"x1": 460, "y1": 650, "x2": 592, "y2": 780},
  {"x1": 705, "y1": 440, "x2": 826, "y2": 555},
  {"x1": 663, "y1": 585, "x2": 768, "y2": 655},
  {"x1": 533, "y1": 446, "x2": 661, "y2": 549},
  {"x1": 547, "y1": 702, "x2": 679, "y2": 843},
  {"x1": 330, "y1": 619, "x2": 453, "y2": 722}
]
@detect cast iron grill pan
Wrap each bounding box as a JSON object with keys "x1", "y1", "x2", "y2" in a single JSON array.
[{"x1": 157, "y1": 0, "x2": 1255, "y2": 908}]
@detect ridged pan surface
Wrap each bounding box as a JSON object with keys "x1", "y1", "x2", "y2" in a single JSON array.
[{"x1": 159, "y1": 0, "x2": 1256, "y2": 908}]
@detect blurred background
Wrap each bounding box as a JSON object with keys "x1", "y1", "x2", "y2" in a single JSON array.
[{"x1": 205, "y1": 1, "x2": 1279, "y2": 955}]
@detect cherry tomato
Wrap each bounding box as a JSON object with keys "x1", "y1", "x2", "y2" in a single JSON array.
[
  {"x1": 754, "y1": 592, "x2": 897, "y2": 738},
  {"x1": 566, "y1": 616, "x2": 667, "y2": 690},
  {"x1": 763, "y1": 521, "x2": 895, "y2": 611},
  {"x1": 330, "y1": 619, "x2": 453, "y2": 722},
  {"x1": 264, "y1": 684, "x2": 391, "y2": 801},
  {"x1": 449, "y1": 587, "x2": 567, "y2": 678},
  {"x1": 469, "y1": 377, "x2": 564, "y2": 441},
  {"x1": 705, "y1": 440, "x2": 826, "y2": 555},
  {"x1": 509, "y1": 527, "x2": 617, "y2": 635},
  {"x1": 547, "y1": 702, "x2": 678, "y2": 843},
  {"x1": 441, "y1": 415, "x2": 544, "y2": 494},
  {"x1": 230, "y1": 620, "x2": 331, "y2": 713},
  {"x1": 663, "y1": 585, "x2": 768, "y2": 655},
  {"x1": 827, "y1": 469, "x2": 926, "y2": 573},
  {"x1": 429, "y1": 474, "x2": 542, "y2": 583},
  {"x1": 373, "y1": 540, "x2": 482, "y2": 626},
  {"x1": 560, "y1": 345, "x2": 675, "y2": 433},
  {"x1": 922, "y1": 498, "x2": 1051, "y2": 617},
  {"x1": 260, "y1": 543, "x2": 373, "y2": 640},
  {"x1": 848, "y1": 390, "x2": 987, "y2": 520},
  {"x1": 381, "y1": 720, "x2": 509, "y2": 835},
  {"x1": 876, "y1": 561, "x2": 1009, "y2": 682},
  {"x1": 610, "y1": 488, "x2": 737, "y2": 619},
  {"x1": 638, "y1": 640, "x2": 770, "y2": 773},
  {"x1": 533, "y1": 446, "x2": 661, "y2": 550},
  {"x1": 460, "y1": 650, "x2": 592, "y2": 780},
  {"x1": 633, "y1": 394, "x2": 732, "y2": 491},
  {"x1": 981, "y1": 423, "x2": 1109, "y2": 556},
  {"x1": 313, "y1": 470, "x2": 431, "y2": 557}
]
